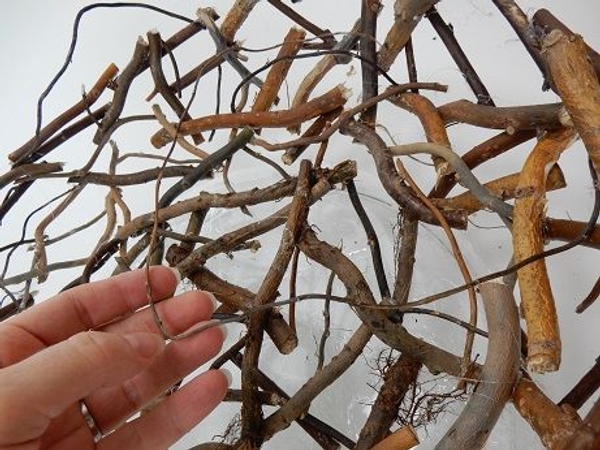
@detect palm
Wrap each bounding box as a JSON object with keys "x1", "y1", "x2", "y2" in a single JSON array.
[{"x1": 0, "y1": 267, "x2": 227, "y2": 449}]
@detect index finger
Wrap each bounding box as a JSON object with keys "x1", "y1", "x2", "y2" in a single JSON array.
[{"x1": 7, "y1": 266, "x2": 179, "y2": 346}]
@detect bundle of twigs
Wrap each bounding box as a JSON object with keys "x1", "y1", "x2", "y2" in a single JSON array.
[{"x1": 1, "y1": 1, "x2": 599, "y2": 448}]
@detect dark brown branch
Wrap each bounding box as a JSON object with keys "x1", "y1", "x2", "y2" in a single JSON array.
[
  {"x1": 576, "y1": 276, "x2": 600, "y2": 314},
  {"x1": 426, "y1": 7, "x2": 494, "y2": 106},
  {"x1": 347, "y1": 179, "x2": 390, "y2": 298},
  {"x1": 544, "y1": 219, "x2": 600, "y2": 250},
  {"x1": 22, "y1": 104, "x2": 110, "y2": 166},
  {"x1": 492, "y1": 0, "x2": 546, "y2": 79},
  {"x1": 560, "y1": 356, "x2": 600, "y2": 410},
  {"x1": 229, "y1": 352, "x2": 353, "y2": 449},
  {"x1": 147, "y1": 53, "x2": 224, "y2": 101},
  {"x1": 562, "y1": 395, "x2": 600, "y2": 449},
  {"x1": 187, "y1": 266, "x2": 297, "y2": 355},
  {"x1": 404, "y1": 37, "x2": 418, "y2": 89},
  {"x1": 354, "y1": 353, "x2": 421, "y2": 450},
  {"x1": 358, "y1": 0, "x2": 381, "y2": 128},
  {"x1": 266, "y1": 0, "x2": 336, "y2": 46},
  {"x1": 393, "y1": 212, "x2": 419, "y2": 308},
  {"x1": 147, "y1": 30, "x2": 203, "y2": 144},
  {"x1": 66, "y1": 166, "x2": 207, "y2": 186}
]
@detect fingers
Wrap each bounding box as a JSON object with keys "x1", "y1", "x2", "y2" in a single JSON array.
[
  {"x1": 0, "y1": 331, "x2": 164, "y2": 444},
  {"x1": 98, "y1": 369, "x2": 230, "y2": 450},
  {"x1": 87, "y1": 321, "x2": 225, "y2": 431},
  {"x1": 8, "y1": 266, "x2": 179, "y2": 346},
  {"x1": 101, "y1": 290, "x2": 217, "y2": 337}
]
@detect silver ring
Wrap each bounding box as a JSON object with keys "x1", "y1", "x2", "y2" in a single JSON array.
[{"x1": 80, "y1": 400, "x2": 103, "y2": 443}]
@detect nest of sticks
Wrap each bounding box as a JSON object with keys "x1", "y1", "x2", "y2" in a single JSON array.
[{"x1": 1, "y1": 1, "x2": 600, "y2": 448}]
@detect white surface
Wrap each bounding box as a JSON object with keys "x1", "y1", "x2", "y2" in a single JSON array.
[{"x1": 1, "y1": 1, "x2": 599, "y2": 449}]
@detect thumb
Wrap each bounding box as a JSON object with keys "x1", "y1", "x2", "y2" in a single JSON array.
[{"x1": 0, "y1": 331, "x2": 164, "y2": 444}]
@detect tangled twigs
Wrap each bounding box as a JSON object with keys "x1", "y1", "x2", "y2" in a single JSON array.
[
  {"x1": 238, "y1": 160, "x2": 311, "y2": 447},
  {"x1": 3, "y1": 2, "x2": 600, "y2": 448},
  {"x1": 8, "y1": 63, "x2": 119, "y2": 165}
]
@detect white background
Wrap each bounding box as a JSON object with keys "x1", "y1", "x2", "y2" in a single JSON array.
[{"x1": 1, "y1": 1, "x2": 599, "y2": 449}]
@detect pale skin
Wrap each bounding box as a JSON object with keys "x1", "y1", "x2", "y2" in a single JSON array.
[{"x1": 0, "y1": 266, "x2": 229, "y2": 449}]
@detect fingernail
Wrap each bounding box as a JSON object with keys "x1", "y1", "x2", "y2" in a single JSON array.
[
  {"x1": 220, "y1": 368, "x2": 233, "y2": 387},
  {"x1": 168, "y1": 266, "x2": 182, "y2": 285},
  {"x1": 125, "y1": 333, "x2": 164, "y2": 358},
  {"x1": 203, "y1": 291, "x2": 219, "y2": 310},
  {"x1": 218, "y1": 323, "x2": 228, "y2": 342}
]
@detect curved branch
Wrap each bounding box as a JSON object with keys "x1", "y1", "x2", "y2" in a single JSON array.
[{"x1": 436, "y1": 281, "x2": 520, "y2": 449}]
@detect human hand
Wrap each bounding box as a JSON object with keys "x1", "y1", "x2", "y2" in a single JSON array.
[{"x1": 0, "y1": 266, "x2": 228, "y2": 449}]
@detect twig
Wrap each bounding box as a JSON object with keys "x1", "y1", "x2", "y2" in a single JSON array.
[
  {"x1": 251, "y1": 27, "x2": 306, "y2": 114},
  {"x1": 228, "y1": 351, "x2": 353, "y2": 449},
  {"x1": 151, "y1": 84, "x2": 350, "y2": 147},
  {"x1": 298, "y1": 226, "x2": 466, "y2": 378},
  {"x1": 186, "y1": 266, "x2": 297, "y2": 354},
  {"x1": 359, "y1": 0, "x2": 381, "y2": 128},
  {"x1": 561, "y1": 395, "x2": 600, "y2": 449},
  {"x1": 369, "y1": 425, "x2": 419, "y2": 450},
  {"x1": 433, "y1": 165, "x2": 566, "y2": 214},
  {"x1": 576, "y1": 276, "x2": 600, "y2": 314},
  {"x1": 354, "y1": 353, "x2": 421, "y2": 449},
  {"x1": 219, "y1": 0, "x2": 260, "y2": 44},
  {"x1": 491, "y1": 0, "x2": 546, "y2": 79},
  {"x1": 394, "y1": 159, "x2": 479, "y2": 374},
  {"x1": 287, "y1": 20, "x2": 362, "y2": 132},
  {"x1": 437, "y1": 99, "x2": 565, "y2": 132},
  {"x1": 512, "y1": 375, "x2": 582, "y2": 448},
  {"x1": 431, "y1": 129, "x2": 537, "y2": 198},
  {"x1": 196, "y1": 7, "x2": 263, "y2": 90},
  {"x1": 93, "y1": 37, "x2": 149, "y2": 144},
  {"x1": 389, "y1": 142, "x2": 513, "y2": 221},
  {"x1": 266, "y1": 0, "x2": 335, "y2": 46},
  {"x1": 560, "y1": 356, "x2": 600, "y2": 410},
  {"x1": 151, "y1": 104, "x2": 209, "y2": 158},
  {"x1": 393, "y1": 213, "x2": 418, "y2": 307},
  {"x1": 426, "y1": 7, "x2": 494, "y2": 106},
  {"x1": 9, "y1": 64, "x2": 118, "y2": 164},
  {"x1": 387, "y1": 91, "x2": 450, "y2": 171},
  {"x1": 316, "y1": 270, "x2": 335, "y2": 372},
  {"x1": 33, "y1": 185, "x2": 85, "y2": 282},
  {"x1": 378, "y1": 0, "x2": 440, "y2": 72},
  {"x1": 347, "y1": 180, "x2": 390, "y2": 297},
  {"x1": 2, "y1": 258, "x2": 89, "y2": 286},
  {"x1": 239, "y1": 160, "x2": 311, "y2": 447},
  {"x1": 341, "y1": 119, "x2": 469, "y2": 229},
  {"x1": 255, "y1": 82, "x2": 448, "y2": 153},
  {"x1": 158, "y1": 127, "x2": 254, "y2": 208}
]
